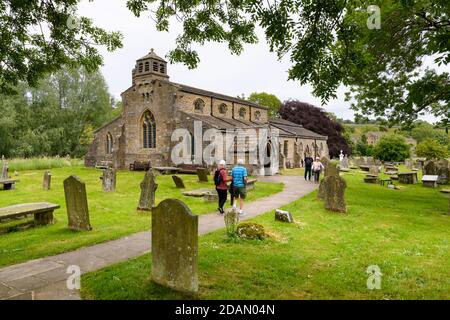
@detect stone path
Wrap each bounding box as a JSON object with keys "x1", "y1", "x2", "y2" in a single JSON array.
[{"x1": 0, "y1": 176, "x2": 316, "y2": 300}]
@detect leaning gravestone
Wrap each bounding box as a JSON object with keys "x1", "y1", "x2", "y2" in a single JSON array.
[
  {"x1": 275, "y1": 209, "x2": 294, "y2": 223},
  {"x1": 321, "y1": 170, "x2": 347, "y2": 213},
  {"x1": 196, "y1": 168, "x2": 209, "y2": 182},
  {"x1": 224, "y1": 207, "x2": 239, "y2": 236},
  {"x1": 1, "y1": 163, "x2": 8, "y2": 180},
  {"x1": 64, "y1": 176, "x2": 92, "y2": 231},
  {"x1": 137, "y1": 170, "x2": 158, "y2": 211},
  {"x1": 172, "y1": 175, "x2": 185, "y2": 189},
  {"x1": 151, "y1": 199, "x2": 198, "y2": 295},
  {"x1": 43, "y1": 170, "x2": 51, "y2": 190},
  {"x1": 102, "y1": 168, "x2": 116, "y2": 192}
]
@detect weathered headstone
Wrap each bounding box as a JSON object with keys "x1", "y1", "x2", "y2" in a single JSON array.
[
  {"x1": 137, "y1": 170, "x2": 158, "y2": 211},
  {"x1": 151, "y1": 199, "x2": 198, "y2": 295},
  {"x1": 172, "y1": 175, "x2": 185, "y2": 189},
  {"x1": 423, "y1": 160, "x2": 437, "y2": 176},
  {"x1": 1, "y1": 163, "x2": 8, "y2": 180},
  {"x1": 369, "y1": 165, "x2": 380, "y2": 176},
  {"x1": 436, "y1": 160, "x2": 450, "y2": 185},
  {"x1": 42, "y1": 171, "x2": 51, "y2": 190},
  {"x1": 405, "y1": 159, "x2": 414, "y2": 170},
  {"x1": 318, "y1": 162, "x2": 339, "y2": 199},
  {"x1": 321, "y1": 173, "x2": 347, "y2": 213},
  {"x1": 224, "y1": 207, "x2": 239, "y2": 236},
  {"x1": 63, "y1": 176, "x2": 92, "y2": 231},
  {"x1": 102, "y1": 168, "x2": 116, "y2": 192},
  {"x1": 340, "y1": 155, "x2": 349, "y2": 169},
  {"x1": 196, "y1": 168, "x2": 209, "y2": 182},
  {"x1": 275, "y1": 209, "x2": 294, "y2": 223}
]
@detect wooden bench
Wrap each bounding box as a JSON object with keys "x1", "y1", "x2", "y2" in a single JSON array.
[
  {"x1": 0, "y1": 179, "x2": 18, "y2": 190},
  {"x1": 246, "y1": 178, "x2": 258, "y2": 190},
  {"x1": 0, "y1": 202, "x2": 60, "y2": 227},
  {"x1": 95, "y1": 161, "x2": 112, "y2": 169},
  {"x1": 422, "y1": 175, "x2": 438, "y2": 188}
]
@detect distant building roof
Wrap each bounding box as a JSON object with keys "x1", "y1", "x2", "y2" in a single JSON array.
[{"x1": 269, "y1": 118, "x2": 328, "y2": 140}]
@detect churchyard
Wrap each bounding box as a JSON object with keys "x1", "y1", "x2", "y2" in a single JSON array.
[
  {"x1": 80, "y1": 165, "x2": 450, "y2": 300},
  {"x1": 0, "y1": 165, "x2": 283, "y2": 268}
]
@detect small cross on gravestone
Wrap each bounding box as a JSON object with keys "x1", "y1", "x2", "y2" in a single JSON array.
[
  {"x1": 172, "y1": 175, "x2": 185, "y2": 189},
  {"x1": 102, "y1": 168, "x2": 116, "y2": 192},
  {"x1": 64, "y1": 176, "x2": 92, "y2": 231},
  {"x1": 43, "y1": 170, "x2": 51, "y2": 190},
  {"x1": 137, "y1": 170, "x2": 158, "y2": 211},
  {"x1": 151, "y1": 199, "x2": 198, "y2": 295},
  {"x1": 196, "y1": 168, "x2": 209, "y2": 183}
]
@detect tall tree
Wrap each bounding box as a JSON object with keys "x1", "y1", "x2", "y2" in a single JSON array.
[
  {"x1": 125, "y1": 0, "x2": 450, "y2": 125},
  {"x1": 0, "y1": 67, "x2": 115, "y2": 158},
  {"x1": 247, "y1": 92, "x2": 282, "y2": 117},
  {"x1": 0, "y1": 0, "x2": 122, "y2": 94},
  {"x1": 278, "y1": 100, "x2": 350, "y2": 157}
]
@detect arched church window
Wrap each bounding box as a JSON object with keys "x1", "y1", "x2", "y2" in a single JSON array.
[
  {"x1": 219, "y1": 103, "x2": 228, "y2": 114},
  {"x1": 106, "y1": 133, "x2": 113, "y2": 154},
  {"x1": 239, "y1": 107, "x2": 246, "y2": 118},
  {"x1": 194, "y1": 98, "x2": 205, "y2": 112},
  {"x1": 142, "y1": 110, "x2": 156, "y2": 149}
]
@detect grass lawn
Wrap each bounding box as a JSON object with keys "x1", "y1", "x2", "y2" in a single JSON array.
[
  {"x1": 81, "y1": 169, "x2": 450, "y2": 300},
  {"x1": 0, "y1": 166, "x2": 283, "y2": 267}
]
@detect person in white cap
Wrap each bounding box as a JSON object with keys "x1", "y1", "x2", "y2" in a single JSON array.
[
  {"x1": 213, "y1": 160, "x2": 231, "y2": 214},
  {"x1": 231, "y1": 159, "x2": 248, "y2": 216}
]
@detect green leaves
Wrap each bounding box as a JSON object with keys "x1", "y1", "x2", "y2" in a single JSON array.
[{"x1": 0, "y1": 0, "x2": 123, "y2": 95}]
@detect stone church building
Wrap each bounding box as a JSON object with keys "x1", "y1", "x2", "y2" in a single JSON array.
[{"x1": 85, "y1": 49, "x2": 328, "y2": 175}]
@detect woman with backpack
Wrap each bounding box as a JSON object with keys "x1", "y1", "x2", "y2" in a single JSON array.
[
  {"x1": 312, "y1": 157, "x2": 325, "y2": 183},
  {"x1": 214, "y1": 160, "x2": 231, "y2": 214}
]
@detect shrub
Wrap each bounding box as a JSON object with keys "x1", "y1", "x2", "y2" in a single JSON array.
[
  {"x1": 372, "y1": 135, "x2": 410, "y2": 162},
  {"x1": 236, "y1": 223, "x2": 266, "y2": 240},
  {"x1": 416, "y1": 139, "x2": 449, "y2": 160}
]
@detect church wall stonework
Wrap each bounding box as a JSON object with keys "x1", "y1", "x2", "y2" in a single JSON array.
[{"x1": 85, "y1": 49, "x2": 329, "y2": 174}]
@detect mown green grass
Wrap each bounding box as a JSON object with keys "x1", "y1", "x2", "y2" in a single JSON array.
[
  {"x1": 0, "y1": 166, "x2": 283, "y2": 267},
  {"x1": 81, "y1": 169, "x2": 450, "y2": 300},
  {"x1": 3, "y1": 157, "x2": 83, "y2": 171}
]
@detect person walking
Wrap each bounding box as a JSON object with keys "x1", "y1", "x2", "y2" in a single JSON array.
[
  {"x1": 231, "y1": 159, "x2": 248, "y2": 216},
  {"x1": 312, "y1": 157, "x2": 325, "y2": 183},
  {"x1": 214, "y1": 160, "x2": 230, "y2": 214},
  {"x1": 304, "y1": 155, "x2": 313, "y2": 181}
]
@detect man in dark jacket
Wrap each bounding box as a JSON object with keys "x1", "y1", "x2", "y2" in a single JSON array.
[{"x1": 304, "y1": 156, "x2": 313, "y2": 181}]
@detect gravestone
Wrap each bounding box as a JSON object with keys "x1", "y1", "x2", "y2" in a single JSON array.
[
  {"x1": 369, "y1": 165, "x2": 380, "y2": 176},
  {"x1": 102, "y1": 168, "x2": 116, "y2": 192},
  {"x1": 405, "y1": 159, "x2": 413, "y2": 170},
  {"x1": 224, "y1": 207, "x2": 239, "y2": 236},
  {"x1": 318, "y1": 163, "x2": 339, "y2": 199},
  {"x1": 322, "y1": 173, "x2": 347, "y2": 213},
  {"x1": 42, "y1": 171, "x2": 51, "y2": 190},
  {"x1": 172, "y1": 175, "x2": 185, "y2": 189},
  {"x1": 151, "y1": 199, "x2": 198, "y2": 295},
  {"x1": 1, "y1": 163, "x2": 8, "y2": 180},
  {"x1": 422, "y1": 175, "x2": 438, "y2": 188},
  {"x1": 275, "y1": 209, "x2": 294, "y2": 223},
  {"x1": 196, "y1": 168, "x2": 209, "y2": 182},
  {"x1": 436, "y1": 160, "x2": 450, "y2": 185},
  {"x1": 340, "y1": 155, "x2": 349, "y2": 169},
  {"x1": 423, "y1": 161, "x2": 437, "y2": 176},
  {"x1": 137, "y1": 170, "x2": 158, "y2": 211},
  {"x1": 63, "y1": 176, "x2": 92, "y2": 231}
]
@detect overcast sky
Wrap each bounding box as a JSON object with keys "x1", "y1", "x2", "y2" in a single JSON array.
[{"x1": 77, "y1": 0, "x2": 440, "y2": 122}]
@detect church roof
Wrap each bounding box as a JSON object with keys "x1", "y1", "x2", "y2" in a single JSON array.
[
  {"x1": 269, "y1": 118, "x2": 328, "y2": 140},
  {"x1": 178, "y1": 111, "x2": 267, "y2": 130},
  {"x1": 138, "y1": 49, "x2": 167, "y2": 62},
  {"x1": 174, "y1": 83, "x2": 268, "y2": 110}
]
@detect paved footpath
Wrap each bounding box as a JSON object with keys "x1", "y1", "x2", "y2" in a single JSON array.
[{"x1": 0, "y1": 176, "x2": 316, "y2": 300}]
